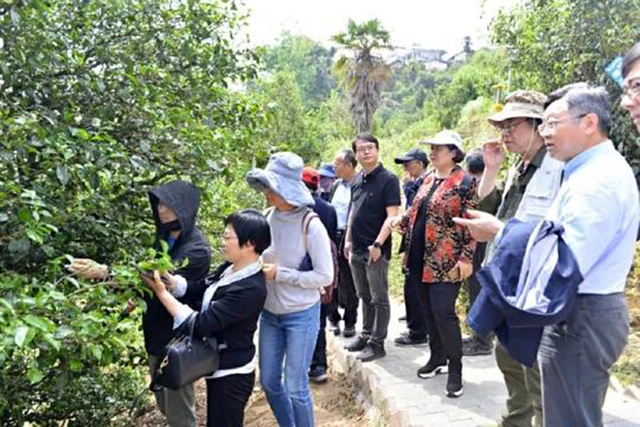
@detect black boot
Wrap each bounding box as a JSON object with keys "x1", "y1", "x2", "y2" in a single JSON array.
[
  {"x1": 446, "y1": 360, "x2": 463, "y2": 398},
  {"x1": 417, "y1": 358, "x2": 448, "y2": 379}
]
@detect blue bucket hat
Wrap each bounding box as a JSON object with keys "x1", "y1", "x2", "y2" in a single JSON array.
[
  {"x1": 318, "y1": 164, "x2": 337, "y2": 178},
  {"x1": 246, "y1": 152, "x2": 314, "y2": 207}
]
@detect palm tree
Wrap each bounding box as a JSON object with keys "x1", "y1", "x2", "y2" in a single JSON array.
[{"x1": 332, "y1": 19, "x2": 392, "y2": 133}]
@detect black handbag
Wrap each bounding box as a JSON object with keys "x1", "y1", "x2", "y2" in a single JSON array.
[{"x1": 153, "y1": 313, "x2": 220, "y2": 391}]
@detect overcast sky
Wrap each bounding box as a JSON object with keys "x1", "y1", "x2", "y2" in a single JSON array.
[{"x1": 241, "y1": 0, "x2": 520, "y2": 54}]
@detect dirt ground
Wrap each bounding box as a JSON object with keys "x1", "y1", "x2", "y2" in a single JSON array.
[
  {"x1": 136, "y1": 349, "x2": 368, "y2": 426},
  {"x1": 243, "y1": 367, "x2": 367, "y2": 427}
]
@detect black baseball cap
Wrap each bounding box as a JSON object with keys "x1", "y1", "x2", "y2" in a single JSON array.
[{"x1": 394, "y1": 148, "x2": 428, "y2": 165}]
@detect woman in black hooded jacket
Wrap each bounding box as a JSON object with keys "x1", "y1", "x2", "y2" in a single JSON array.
[{"x1": 69, "y1": 180, "x2": 211, "y2": 427}]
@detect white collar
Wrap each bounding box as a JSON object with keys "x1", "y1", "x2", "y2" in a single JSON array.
[{"x1": 201, "y1": 260, "x2": 263, "y2": 311}]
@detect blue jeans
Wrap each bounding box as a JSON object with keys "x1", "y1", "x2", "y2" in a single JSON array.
[{"x1": 259, "y1": 302, "x2": 320, "y2": 427}]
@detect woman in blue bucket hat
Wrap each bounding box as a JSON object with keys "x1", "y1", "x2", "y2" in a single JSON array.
[{"x1": 247, "y1": 152, "x2": 333, "y2": 427}]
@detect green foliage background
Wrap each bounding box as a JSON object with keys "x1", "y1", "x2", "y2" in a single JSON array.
[
  {"x1": 2, "y1": 0, "x2": 640, "y2": 424},
  {"x1": 491, "y1": 0, "x2": 640, "y2": 180},
  {"x1": 0, "y1": 0, "x2": 267, "y2": 424}
]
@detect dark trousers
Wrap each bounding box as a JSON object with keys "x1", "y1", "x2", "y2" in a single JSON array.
[
  {"x1": 416, "y1": 281, "x2": 462, "y2": 364},
  {"x1": 539, "y1": 293, "x2": 629, "y2": 427},
  {"x1": 466, "y1": 241, "x2": 493, "y2": 345},
  {"x1": 403, "y1": 271, "x2": 427, "y2": 338},
  {"x1": 311, "y1": 302, "x2": 329, "y2": 369},
  {"x1": 326, "y1": 290, "x2": 341, "y2": 325},
  {"x1": 466, "y1": 273, "x2": 493, "y2": 346},
  {"x1": 328, "y1": 230, "x2": 359, "y2": 327},
  {"x1": 467, "y1": 241, "x2": 487, "y2": 308},
  {"x1": 350, "y1": 253, "x2": 390, "y2": 346},
  {"x1": 467, "y1": 272, "x2": 482, "y2": 308},
  {"x1": 206, "y1": 372, "x2": 255, "y2": 427}
]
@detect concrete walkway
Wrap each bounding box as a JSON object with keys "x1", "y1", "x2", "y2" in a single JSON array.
[{"x1": 328, "y1": 298, "x2": 640, "y2": 427}]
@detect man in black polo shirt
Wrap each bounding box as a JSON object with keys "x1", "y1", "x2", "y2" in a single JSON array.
[{"x1": 344, "y1": 133, "x2": 401, "y2": 362}]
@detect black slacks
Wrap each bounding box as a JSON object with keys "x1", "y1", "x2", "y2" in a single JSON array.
[
  {"x1": 206, "y1": 372, "x2": 255, "y2": 427},
  {"x1": 404, "y1": 271, "x2": 428, "y2": 338},
  {"x1": 311, "y1": 302, "x2": 329, "y2": 369},
  {"x1": 327, "y1": 229, "x2": 359, "y2": 327},
  {"x1": 416, "y1": 280, "x2": 462, "y2": 364}
]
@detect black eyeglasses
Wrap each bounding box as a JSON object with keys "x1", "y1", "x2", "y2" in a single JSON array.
[
  {"x1": 622, "y1": 78, "x2": 640, "y2": 100},
  {"x1": 538, "y1": 114, "x2": 588, "y2": 133},
  {"x1": 355, "y1": 144, "x2": 377, "y2": 153},
  {"x1": 494, "y1": 118, "x2": 529, "y2": 135}
]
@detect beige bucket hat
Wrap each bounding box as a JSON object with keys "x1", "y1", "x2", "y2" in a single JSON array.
[{"x1": 487, "y1": 90, "x2": 547, "y2": 124}]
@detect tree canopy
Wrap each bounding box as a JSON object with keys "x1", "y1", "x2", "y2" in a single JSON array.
[
  {"x1": 332, "y1": 19, "x2": 393, "y2": 133},
  {"x1": 262, "y1": 33, "x2": 337, "y2": 108},
  {"x1": 0, "y1": 0, "x2": 266, "y2": 423},
  {"x1": 492, "y1": 0, "x2": 640, "y2": 181}
]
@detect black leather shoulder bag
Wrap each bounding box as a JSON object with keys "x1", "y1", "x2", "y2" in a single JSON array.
[{"x1": 153, "y1": 313, "x2": 220, "y2": 391}]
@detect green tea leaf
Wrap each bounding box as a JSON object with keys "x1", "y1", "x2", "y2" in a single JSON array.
[
  {"x1": 27, "y1": 367, "x2": 44, "y2": 384},
  {"x1": 56, "y1": 165, "x2": 70, "y2": 186},
  {"x1": 14, "y1": 326, "x2": 30, "y2": 347}
]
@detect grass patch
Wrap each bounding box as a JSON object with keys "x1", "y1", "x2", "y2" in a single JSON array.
[
  {"x1": 613, "y1": 243, "x2": 640, "y2": 387},
  {"x1": 388, "y1": 238, "x2": 405, "y2": 300},
  {"x1": 612, "y1": 331, "x2": 640, "y2": 387}
]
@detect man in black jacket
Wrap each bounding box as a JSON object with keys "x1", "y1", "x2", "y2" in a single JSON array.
[
  {"x1": 393, "y1": 148, "x2": 430, "y2": 347},
  {"x1": 69, "y1": 180, "x2": 211, "y2": 427}
]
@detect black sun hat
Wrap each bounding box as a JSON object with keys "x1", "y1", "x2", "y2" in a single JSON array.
[{"x1": 394, "y1": 148, "x2": 429, "y2": 165}]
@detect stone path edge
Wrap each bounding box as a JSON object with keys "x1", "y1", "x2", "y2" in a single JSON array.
[
  {"x1": 328, "y1": 333, "x2": 406, "y2": 427},
  {"x1": 327, "y1": 323, "x2": 640, "y2": 427}
]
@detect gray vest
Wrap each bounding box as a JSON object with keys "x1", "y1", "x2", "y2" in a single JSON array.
[{"x1": 484, "y1": 153, "x2": 564, "y2": 264}]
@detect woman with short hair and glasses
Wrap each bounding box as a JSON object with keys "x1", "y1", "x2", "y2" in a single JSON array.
[{"x1": 147, "y1": 209, "x2": 271, "y2": 427}]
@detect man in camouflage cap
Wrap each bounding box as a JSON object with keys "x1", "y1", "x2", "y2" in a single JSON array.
[{"x1": 471, "y1": 90, "x2": 564, "y2": 427}]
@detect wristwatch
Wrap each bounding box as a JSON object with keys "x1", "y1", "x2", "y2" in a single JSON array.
[{"x1": 373, "y1": 241, "x2": 382, "y2": 249}]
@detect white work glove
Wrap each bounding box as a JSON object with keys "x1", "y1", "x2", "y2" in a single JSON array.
[{"x1": 67, "y1": 258, "x2": 109, "y2": 280}]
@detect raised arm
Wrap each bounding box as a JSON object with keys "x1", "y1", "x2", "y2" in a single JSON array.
[{"x1": 478, "y1": 141, "x2": 504, "y2": 200}]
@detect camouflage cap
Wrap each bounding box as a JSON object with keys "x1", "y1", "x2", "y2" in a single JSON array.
[{"x1": 488, "y1": 90, "x2": 547, "y2": 124}]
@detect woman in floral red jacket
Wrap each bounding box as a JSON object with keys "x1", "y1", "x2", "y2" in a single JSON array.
[{"x1": 392, "y1": 130, "x2": 476, "y2": 398}]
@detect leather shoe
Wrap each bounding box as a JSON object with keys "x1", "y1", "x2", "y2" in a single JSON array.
[
  {"x1": 462, "y1": 341, "x2": 493, "y2": 356},
  {"x1": 344, "y1": 336, "x2": 368, "y2": 352},
  {"x1": 342, "y1": 325, "x2": 356, "y2": 338},
  {"x1": 355, "y1": 344, "x2": 386, "y2": 362},
  {"x1": 394, "y1": 335, "x2": 428, "y2": 347}
]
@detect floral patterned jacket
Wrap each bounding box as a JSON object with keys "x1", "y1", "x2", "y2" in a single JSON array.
[{"x1": 400, "y1": 168, "x2": 477, "y2": 284}]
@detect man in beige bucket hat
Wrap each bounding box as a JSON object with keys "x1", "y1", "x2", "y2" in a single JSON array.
[{"x1": 464, "y1": 90, "x2": 564, "y2": 427}]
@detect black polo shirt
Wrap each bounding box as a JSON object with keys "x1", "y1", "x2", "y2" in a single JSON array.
[{"x1": 349, "y1": 163, "x2": 401, "y2": 259}]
